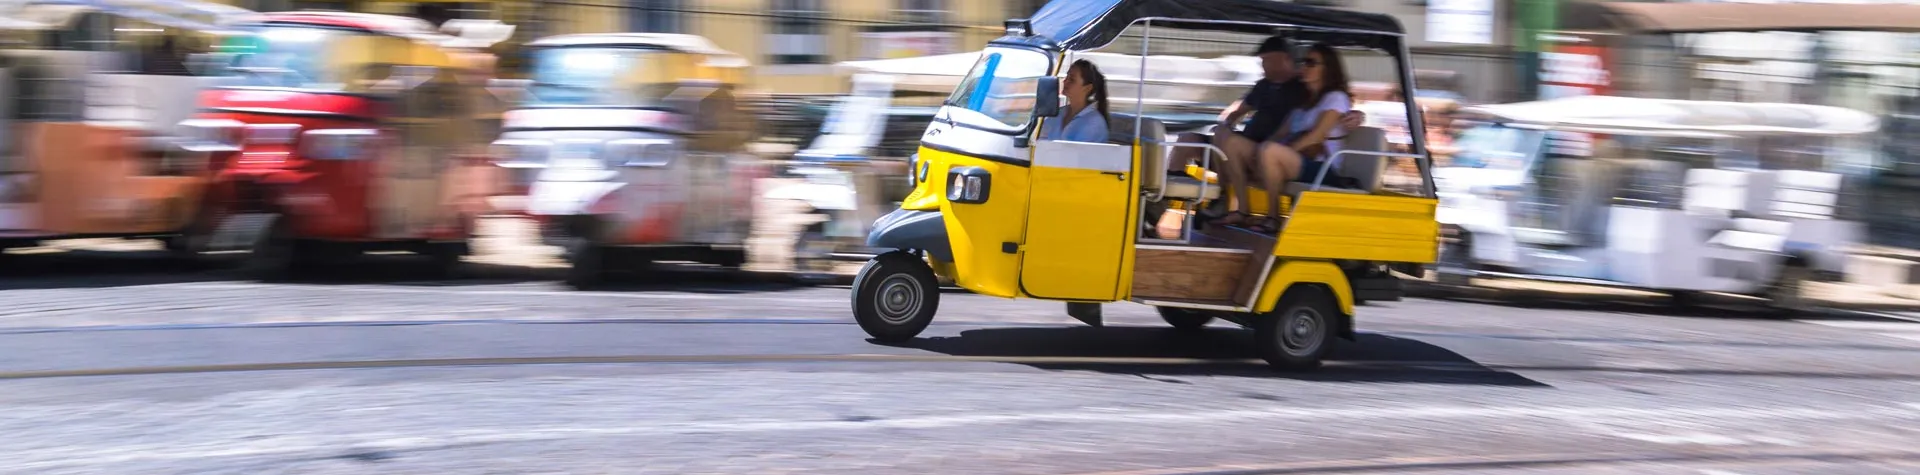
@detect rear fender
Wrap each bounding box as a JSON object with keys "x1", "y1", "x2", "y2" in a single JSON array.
[{"x1": 1255, "y1": 260, "x2": 1355, "y2": 317}]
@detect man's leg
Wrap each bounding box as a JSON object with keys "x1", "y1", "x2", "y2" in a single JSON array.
[{"x1": 1212, "y1": 132, "x2": 1259, "y2": 216}]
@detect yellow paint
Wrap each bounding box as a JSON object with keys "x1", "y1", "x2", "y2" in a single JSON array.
[
  {"x1": 1182, "y1": 164, "x2": 1289, "y2": 215},
  {"x1": 1274, "y1": 192, "x2": 1440, "y2": 264},
  {"x1": 1254, "y1": 259, "x2": 1354, "y2": 315},
  {"x1": 924, "y1": 146, "x2": 1030, "y2": 298},
  {"x1": 1018, "y1": 145, "x2": 1137, "y2": 301}
]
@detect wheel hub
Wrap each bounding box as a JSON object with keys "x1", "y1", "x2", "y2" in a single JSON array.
[
  {"x1": 1280, "y1": 308, "x2": 1325, "y2": 355},
  {"x1": 875, "y1": 274, "x2": 922, "y2": 324}
]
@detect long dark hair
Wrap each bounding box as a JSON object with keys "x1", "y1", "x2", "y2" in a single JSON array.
[
  {"x1": 1304, "y1": 43, "x2": 1351, "y2": 107},
  {"x1": 1069, "y1": 59, "x2": 1110, "y2": 122}
]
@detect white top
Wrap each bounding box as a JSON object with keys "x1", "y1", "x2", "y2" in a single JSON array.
[
  {"x1": 1286, "y1": 91, "x2": 1353, "y2": 163},
  {"x1": 1463, "y1": 95, "x2": 1881, "y2": 138}
]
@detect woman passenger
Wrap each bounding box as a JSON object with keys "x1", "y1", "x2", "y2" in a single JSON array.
[
  {"x1": 1040, "y1": 59, "x2": 1111, "y2": 143},
  {"x1": 1244, "y1": 43, "x2": 1354, "y2": 233}
]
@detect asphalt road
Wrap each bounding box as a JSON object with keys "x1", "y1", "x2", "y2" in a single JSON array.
[{"x1": 3, "y1": 250, "x2": 1920, "y2": 474}]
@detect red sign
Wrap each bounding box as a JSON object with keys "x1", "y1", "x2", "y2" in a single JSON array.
[{"x1": 1538, "y1": 41, "x2": 1613, "y2": 156}]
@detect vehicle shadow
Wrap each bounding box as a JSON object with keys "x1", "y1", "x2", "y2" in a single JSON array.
[{"x1": 885, "y1": 326, "x2": 1550, "y2": 387}]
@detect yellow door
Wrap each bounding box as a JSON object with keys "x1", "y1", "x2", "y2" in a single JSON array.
[{"x1": 1019, "y1": 139, "x2": 1136, "y2": 300}]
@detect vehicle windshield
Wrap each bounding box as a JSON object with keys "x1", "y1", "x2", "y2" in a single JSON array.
[
  {"x1": 220, "y1": 26, "x2": 353, "y2": 90},
  {"x1": 1448, "y1": 124, "x2": 1542, "y2": 170},
  {"x1": 525, "y1": 47, "x2": 663, "y2": 108}
]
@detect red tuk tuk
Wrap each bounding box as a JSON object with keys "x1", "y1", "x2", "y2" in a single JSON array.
[{"x1": 177, "y1": 12, "x2": 506, "y2": 278}]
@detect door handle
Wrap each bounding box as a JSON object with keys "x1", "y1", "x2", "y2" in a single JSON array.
[{"x1": 1101, "y1": 171, "x2": 1125, "y2": 180}]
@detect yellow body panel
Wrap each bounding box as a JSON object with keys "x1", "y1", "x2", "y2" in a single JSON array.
[
  {"x1": 927, "y1": 148, "x2": 1031, "y2": 298},
  {"x1": 1274, "y1": 192, "x2": 1440, "y2": 263},
  {"x1": 1254, "y1": 259, "x2": 1355, "y2": 315},
  {"x1": 1018, "y1": 144, "x2": 1140, "y2": 301}
]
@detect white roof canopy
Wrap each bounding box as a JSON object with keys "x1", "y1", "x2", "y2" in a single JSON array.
[{"x1": 1465, "y1": 95, "x2": 1881, "y2": 138}]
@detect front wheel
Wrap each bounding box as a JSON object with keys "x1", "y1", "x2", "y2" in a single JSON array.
[
  {"x1": 852, "y1": 251, "x2": 940, "y2": 342},
  {"x1": 565, "y1": 240, "x2": 608, "y2": 290},
  {"x1": 426, "y1": 241, "x2": 467, "y2": 279},
  {"x1": 1254, "y1": 287, "x2": 1340, "y2": 371},
  {"x1": 1763, "y1": 263, "x2": 1814, "y2": 317}
]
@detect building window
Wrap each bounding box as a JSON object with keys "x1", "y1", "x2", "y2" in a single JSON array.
[
  {"x1": 628, "y1": 0, "x2": 682, "y2": 33},
  {"x1": 768, "y1": 0, "x2": 827, "y2": 65},
  {"x1": 895, "y1": 0, "x2": 946, "y2": 25}
]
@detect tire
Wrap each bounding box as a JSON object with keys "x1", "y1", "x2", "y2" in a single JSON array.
[
  {"x1": 1763, "y1": 263, "x2": 1813, "y2": 317},
  {"x1": 1434, "y1": 226, "x2": 1473, "y2": 287},
  {"x1": 793, "y1": 221, "x2": 835, "y2": 283},
  {"x1": 246, "y1": 217, "x2": 303, "y2": 281},
  {"x1": 1156, "y1": 306, "x2": 1215, "y2": 331},
  {"x1": 852, "y1": 251, "x2": 940, "y2": 342},
  {"x1": 426, "y1": 242, "x2": 466, "y2": 279},
  {"x1": 1254, "y1": 287, "x2": 1340, "y2": 371},
  {"x1": 565, "y1": 240, "x2": 608, "y2": 290}
]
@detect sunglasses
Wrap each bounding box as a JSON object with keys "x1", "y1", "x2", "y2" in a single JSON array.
[{"x1": 1299, "y1": 58, "x2": 1321, "y2": 68}]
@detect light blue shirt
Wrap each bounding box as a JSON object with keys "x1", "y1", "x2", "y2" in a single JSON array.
[{"x1": 1040, "y1": 105, "x2": 1109, "y2": 143}]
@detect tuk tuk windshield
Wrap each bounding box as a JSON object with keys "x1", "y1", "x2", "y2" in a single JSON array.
[
  {"x1": 1449, "y1": 124, "x2": 1543, "y2": 171},
  {"x1": 221, "y1": 25, "x2": 357, "y2": 90},
  {"x1": 525, "y1": 47, "x2": 665, "y2": 108}
]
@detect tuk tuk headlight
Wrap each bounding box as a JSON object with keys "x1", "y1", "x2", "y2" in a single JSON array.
[
  {"x1": 489, "y1": 139, "x2": 551, "y2": 168},
  {"x1": 606, "y1": 139, "x2": 677, "y2": 168},
  {"x1": 301, "y1": 129, "x2": 379, "y2": 160},
  {"x1": 946, "y1": 166, "x2": 990, "y2": 204},
  {"x1": 177, "y1": 119, "x2": 245, "y2": 151}
]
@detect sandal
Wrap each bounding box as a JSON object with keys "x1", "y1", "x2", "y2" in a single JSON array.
[
  {"x1": 1214, "y1": 210, "x2": 1252, "y2": 226},
  {"x1": 1245, "y1": 215, "x2": 1283, "y2": 234}
]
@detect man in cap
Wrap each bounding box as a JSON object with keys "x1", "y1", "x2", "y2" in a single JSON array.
[{"x1": 1167, "y1": 35, "x2": 1364, "y2": 225}]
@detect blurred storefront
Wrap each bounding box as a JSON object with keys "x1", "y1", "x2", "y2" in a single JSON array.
[{"x1": 527, "y1": 0, "x2": 1025, "y2": 95}]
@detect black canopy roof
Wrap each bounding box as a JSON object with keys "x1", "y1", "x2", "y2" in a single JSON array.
[{"x1": 1024, "y1": 0, "x2": 1406, "y2": 52}]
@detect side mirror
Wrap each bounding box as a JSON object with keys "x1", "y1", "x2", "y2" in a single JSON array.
[
  {"x1": 487, "y1": 78, "x2": 531, "y2": 104},
  {"x1": 1033, "y1": 76, "x2": 1061, "y2": 120}
]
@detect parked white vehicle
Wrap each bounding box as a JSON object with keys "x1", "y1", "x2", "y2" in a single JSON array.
[{"x1": 1433, "y1": 95, "x2": 1879, "y2": 313}]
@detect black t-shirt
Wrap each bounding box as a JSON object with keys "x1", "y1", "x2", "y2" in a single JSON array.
[{"x1": 1236, "y1": 78, "x2": 1308, "y2": 142}]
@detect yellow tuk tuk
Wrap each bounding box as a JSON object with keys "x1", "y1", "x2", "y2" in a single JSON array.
[{"x1": 850, "y1": 0, "x2": 1440, "y2": 370}]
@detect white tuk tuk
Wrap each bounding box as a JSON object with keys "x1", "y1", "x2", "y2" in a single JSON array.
[
  {"x1": 489, "y1": 33, "x2": 759, "y2": 288},
  {"x1": 1434, "y1": 95, "x2": 1878, "y2": 313}
]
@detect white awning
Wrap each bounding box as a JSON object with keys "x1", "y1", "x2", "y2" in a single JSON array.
[{"x1": 1464, "y1": 95, "x2": 1881, "y2": 138}]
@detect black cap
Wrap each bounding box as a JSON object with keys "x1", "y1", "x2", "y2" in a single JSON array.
[{"x1": 1254, "y1": 36, "x2": 1291, "y2": 55}]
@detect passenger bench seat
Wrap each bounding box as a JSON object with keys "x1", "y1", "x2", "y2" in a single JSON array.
[
  {"x1": 1285, "y1": 126, "x2": 1388, "y2": 196},
  {"x1": 1107, "y1": 113, "x2": 1219, "y2": 201}
]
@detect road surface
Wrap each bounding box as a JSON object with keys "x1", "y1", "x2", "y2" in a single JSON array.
[{"x1": 2, "y1": 250, "x2": 1919, "y2": 474}]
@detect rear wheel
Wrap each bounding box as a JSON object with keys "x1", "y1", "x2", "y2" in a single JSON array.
[
  {"x1": 1156, "y1": 307, "x2": 1215, "y2": 331},
  {"x1": 852, "y1": 251, "x2": 940, "y2": 342},
  {"x1": 1254, "y1": 287, "x2": 1339, "y2": 371}
]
